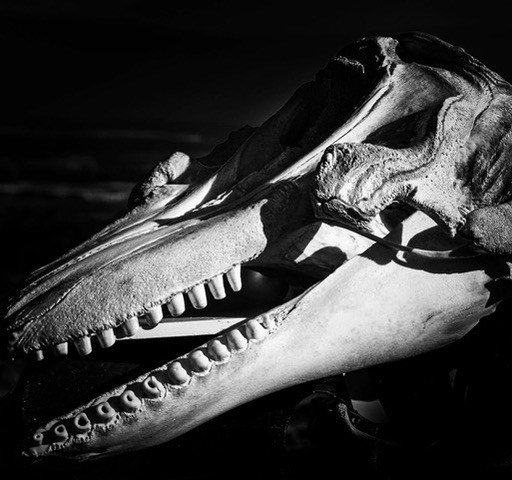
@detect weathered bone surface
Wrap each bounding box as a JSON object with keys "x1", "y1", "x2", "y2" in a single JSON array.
[{"x1": 3, "y1": 32, "x2": 512, "y2": 461}]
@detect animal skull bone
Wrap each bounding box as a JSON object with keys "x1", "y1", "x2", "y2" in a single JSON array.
[{"x1": 3, "y1": 32, "x2": 512, "y2": 461}]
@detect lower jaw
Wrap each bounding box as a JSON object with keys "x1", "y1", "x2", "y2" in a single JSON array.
[{"x1": 23, "y1": 212, "x2": 506, "y2": 461}]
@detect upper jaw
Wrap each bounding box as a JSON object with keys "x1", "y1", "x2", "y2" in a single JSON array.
[
  {"x1": 3, "y1": 37, "x2": 399, "y2": 358},
  {"x1": 3, "y1": 180, "x2": 309, "y2": 355}
]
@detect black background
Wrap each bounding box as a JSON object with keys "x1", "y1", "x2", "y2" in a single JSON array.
[{"x1": 2, "y1": 0, "x2": 511, "y2": 134}]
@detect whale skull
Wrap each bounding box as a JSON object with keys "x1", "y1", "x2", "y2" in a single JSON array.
[{"x1": 3, "y1": 32, "x2": 512, "y2": 461}]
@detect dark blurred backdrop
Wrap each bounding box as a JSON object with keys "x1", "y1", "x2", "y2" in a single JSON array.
[{"x1": 0, "y1": 0, "x2": 510, "y2": 292}]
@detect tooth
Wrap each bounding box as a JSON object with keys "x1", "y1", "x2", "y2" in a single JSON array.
[
  {"x1": 261, "y1": 314, "x2": 276, "y2": 330},
  {"x1": 187, "y1": 284, "x2": 208, "y2": 309},
  {"x1": 208, "y1": 275, "x2": 226, "y2": 300},
  {"x1": 119, "y1": 390, "x2": 142, "y2": 412},
  {"x1": 95, "y1": 402, "x2": 116, "y2": 422},
  {"x1": 73, "y1": 413, "x2": 92, "y2": 433},
  {"x1": 226, "y1": 265, "x2": 242, "y2": 292},
  {"x1": 74, "y1": 336, "x2": 92, "y2": 356},
  {"x1": 207, "y1": 339, "x2": 231, "y2": 362},
  {"x1": 122, "y1": 316, "x2": 140, "y2": 337},
  {"x1": 167, "y1": 294, "x2": 185, "y2": 316},
  {"x1": 52, "y1": 342, "x2": 68, "y2": 356},
  {"x1": 189, "y1": 350, "x2": 211, "y2": 373},
  {"x1": 97, "y1": 328, "x2": 116, "y2": 348},
  {"x1": 32, "y1": 432, "x2": 44, "y2": 446},
  {"x1": 225, "y1": 329, "x2": 248, "y2": 351},
  {"x1": 53, "y1": 424, "x2": 68, "y2": 442},
  {"x1": 32, "y1": 349, "x2": 44, "y2": 361},
  {"x1": 167, "y1": 361, "x2": 190, "y2": 385},
  {"x1": 145, "y1": 306, "x2": 163, "y2": 326},
  {"x1": 245, "y1": 319, "x2": 268, "y2": 341},
  {"x1": 142, "y1": 376, "x2": 163, "y2": 398}
]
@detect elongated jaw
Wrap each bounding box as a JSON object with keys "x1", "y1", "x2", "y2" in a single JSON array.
[
  {"x1": 5, "y1": 32, "x2": 512, "y2": 463},
  {"x1": 23, "y1": 212, "x2": 506, "y2": 460}
]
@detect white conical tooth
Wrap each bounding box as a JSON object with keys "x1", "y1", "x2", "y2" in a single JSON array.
[
  {"x1": 225, "y1": 329, "x2": 248, "y2": 351},
  {"x1": 119, "y1": 390, "x2": 141, "y2": 413},
  {"x1": 207, "y1": 339, "x2": 231, "y2": 362},
  {"x1": 189, "y1": 350, "x2": 211, "y2": 373},
  {"x1": 245, "y1": 319, "x2": 268, "y2": 341},
  {"x1": 97, "y1": 328, "x2": 116, "y2": 348},
  {"x1": 225, "y1": 265, "x2": 242, "y2": 292},
  {"x1": 95, "y1": 401, "x2": 116, "y2": 422},
  {"x1": 73, "y1": 412, "x2": 92, "y2": 433},
  {"x1": 167, "y1": 361, "x2": 190, "y2": 385},
  {"x1": 145, "y1": 306, "x2": 163, "y2": 326},
  {"x1": 32, "y1": 432, "x2": 44, "y2": 446},
  {"x1": 53, "y1": 424, "x2": 68, "y2": 442},
  {"x1": 188, "y1": 284, "x2": 208, "y2": 309},
  {"x1": 167, "y1": 293, "x2": 186, "y2": 316},
  {"x1": 142, "y1": 376, "x2": 164, "y2": 398},
  {"x1": 52, "y1": 342, "x2": 68, "y2": 356},
  {"x1": 121, "y1": 317, "x2": 140, "y2": 337},
  {"x1": 208, "y1": 275, "x2": 226, "y2": 300},
  {"x1": 32, "y1": 350, "x2": 44, "y2": 361},
  {"x1": 74, "y1": 336, "x2": 92, "y2": 356}
]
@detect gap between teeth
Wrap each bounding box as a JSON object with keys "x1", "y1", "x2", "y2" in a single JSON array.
[
  {"x1": 30, "y1": 265, "x2": 244, "y2": 360},
  {"x1": 25, "y1": 311, "x2": 278, "y2": 455}
]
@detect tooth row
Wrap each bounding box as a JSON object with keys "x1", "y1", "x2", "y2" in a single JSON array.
[
  {"x1": 30, "y1": 265, "x2": 244, "y2": 360},
  {"x1": 166, "y1": 264, "x2": 242, "y2": 316},
  {"x1": 28, "y1": 373, "x2": 168, "y2": 452},
  {"x1": 165, "y1": 313, "x2": 275, "y2": 384},
  {"x1": 28, "y1": 313, "x2": 277, "y2": 452}
]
